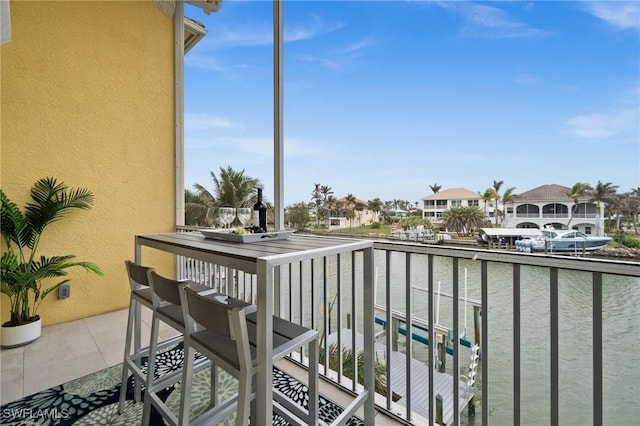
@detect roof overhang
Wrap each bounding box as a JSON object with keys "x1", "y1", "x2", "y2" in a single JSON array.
[
  {"x1": 184, "y1": 16, "x2": 207, "y2": 53},
  {"x1": 186, "y1": 0, "x2": 222, "y2": 15}
]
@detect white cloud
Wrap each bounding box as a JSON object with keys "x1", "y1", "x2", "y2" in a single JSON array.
[
  {"x1": 443, "y1": 3, "x2": 552, "y2": 39},
  {"x1": 184, "y1": 55, "x2": 225, "y2": 72},
  {"x1": 198, "y1": 16, "x2": 344, "y2": 50},
  {"x1": 185, "y1": 114, "x2": 240, "y2": 130},
  {"x1": 285, "y1": 15, "x2": 345, "y2": 43},
  {"x1": 343, "y1": 38, "x2": 373, "y2": 54},
  {"x1": 582, "y1": 2, "x2": 640, "y2": 30},
  {"x1": 566, "y1": 108, "x2": 639, "y2": 140},
  {"x1": 513, "y1": 73, "x2": 540, "y2": 85},
  {"x1": 298, "y1": 54, "x2": 341, "y2": 70}
]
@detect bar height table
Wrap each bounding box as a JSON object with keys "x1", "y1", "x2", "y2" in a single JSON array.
[{"x1": 135, "y1": 232, "x2": 375, "y2": 425}]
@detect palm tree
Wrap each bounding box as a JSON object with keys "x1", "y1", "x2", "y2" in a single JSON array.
[
  {"x1": 618, "y1": 190, "x2": 640, "y2": 233},
  {"x1": 480, "y1": 188, "x2": 497, "y2": 224},
  {"x1": 464, "y1": 206, "x2": 486, "y2": 235},
  {"x1": 184, "y1": 189, "x2": 209, "y2": 226},
  {"x1": 429, "y1": 183, "x2": 442, "y2": 194},
  {"x1": 565, "y1": 182, "x2": 593, "y2": 230},
  {"x1": 443, "y1": 206, "x2": 464, "y2": 235},
  {"x1": 318, "y1": 185, "x2": 333, "y2": 227},
  {"x1": 354, "y1": 200, "x2": 366, "y2": 226},
  {"x1": 368, "y1": 198, "x2": 383, "y2": 223},
  {"x1": 311, "y1": 183, "x2": 322, "y2": 227},
  {"x1": 631, "y1": 188, "x2": 640, "y2": 232},
  {"x1": 590, "y1": 181, "x2": 619, "y2": 236},
  {"x1": 345, "y1": 194, "x2": 357, "y2": 228},
  {"x1": 499, "y1": 187, "x2": 516, "y2": 226},
  {"x1": 320, "y1": 185, "x2": 333, "y2": 203},
  {"x1": 345, "y1": 209, "x2": 356, "y2": 228},
  {"x1": 192, "y1": 166, "x2": 260, "y2": 225},
  {"x1": 492, "y1": 180, "x2": 504, "y2": 226}
]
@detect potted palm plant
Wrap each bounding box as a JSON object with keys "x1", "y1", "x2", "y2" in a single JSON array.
[{"x1": 1, "y1": 177, "x2": 103, "y2": 348}]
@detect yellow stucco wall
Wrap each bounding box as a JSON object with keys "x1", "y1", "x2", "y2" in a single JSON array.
[{"x1": 1, "y1": 1, "x2": 178, "y2": 326}]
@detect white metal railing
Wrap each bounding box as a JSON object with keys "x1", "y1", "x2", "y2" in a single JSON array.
[{"x1": 176, "y1": 226, "x2": 640, "y2": 425}]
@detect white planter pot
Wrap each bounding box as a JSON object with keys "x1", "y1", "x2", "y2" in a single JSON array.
[{"x1": 1, "y1": 318, "x2": 42, "y2": 348}]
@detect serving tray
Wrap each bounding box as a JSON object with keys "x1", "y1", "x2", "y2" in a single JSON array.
[{"x1": 200, "y1": 229, "x2": 294, "y2": 243}]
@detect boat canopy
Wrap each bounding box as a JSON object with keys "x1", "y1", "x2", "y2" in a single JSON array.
[{"x1": 480, "y1": 228, "x2": 542, "y2": 238}]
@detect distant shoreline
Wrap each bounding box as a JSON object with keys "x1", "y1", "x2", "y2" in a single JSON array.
[{"x1": 305, "y1": 230, "x2": 640, "y2": 261}]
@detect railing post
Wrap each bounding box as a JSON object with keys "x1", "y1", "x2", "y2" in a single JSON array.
[
  {"x1": 474, "y1": 306, "x2": 481, "y2": 347},
  {"x1": 438, "y1": 334, "x2": 446, "y2": 373},
  {"x1": 392, "y1": 316, "x2": 399, "y2": 351},
  {"x1": 436, "y1": 393, "x2": 443, "y2": 425}
]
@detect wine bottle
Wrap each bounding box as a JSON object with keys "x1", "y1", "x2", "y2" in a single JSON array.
[{"x1": 253, "y1": 188, "x2": 267, "y2": 232}]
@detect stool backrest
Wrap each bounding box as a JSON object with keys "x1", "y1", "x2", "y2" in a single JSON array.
[
  {"x1": 179, "y1": 284, "x2": 252, "y2": 370},
  {"x1": 125, "y1": 260, "x2": 154, "y2": 289},
  {"x1": 182, "y1": 285, "x2": 235, "y2": 338},
  {"x1": 148, "y1": 270, "x2": 186, "y2": 307}
]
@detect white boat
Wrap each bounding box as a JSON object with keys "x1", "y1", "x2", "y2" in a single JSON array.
[{"x1": 517, "y1": 228, "x2": 612, "y2": 253}]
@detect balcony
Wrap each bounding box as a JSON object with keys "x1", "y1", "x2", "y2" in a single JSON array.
[
  {"x1": 174, "y1": 227, "x2": 639, "y2": 425},
  {"x1": 2, "y1": 227, "x2": 638, "y2": 425}
]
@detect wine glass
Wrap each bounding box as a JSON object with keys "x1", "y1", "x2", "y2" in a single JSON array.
[
  {"x1": 218, "y1": 207, "x2": 235, "y2": 229},
  {"x1": 236, "y1": 207, "x2": 252, "y2": 229}
]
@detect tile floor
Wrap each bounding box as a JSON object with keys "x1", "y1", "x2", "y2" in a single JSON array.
[{"x1": 0, "y1": 308, "x2": 401, "y2": 425}]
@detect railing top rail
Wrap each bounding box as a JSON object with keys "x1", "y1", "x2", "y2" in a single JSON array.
[{"x1": 372, "y1": 240, "x2": 640, "y2": 278}]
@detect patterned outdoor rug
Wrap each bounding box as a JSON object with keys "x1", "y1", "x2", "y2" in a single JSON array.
[{"x1": 0, "y1": 343, "x2": 363, "y2": 425}]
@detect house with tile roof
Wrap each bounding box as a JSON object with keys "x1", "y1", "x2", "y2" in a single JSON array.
[
  {"x1": 421, "y1": 188, "x2": 490, "y2": 230},
  {"x1": 327, "y1": 197, "x2": 380, "y2": 229},
  {"x1": 503, "y1": 184, "x2": 605, "y2": 235}
]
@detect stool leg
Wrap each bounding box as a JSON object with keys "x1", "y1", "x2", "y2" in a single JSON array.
[
  {"x1": 308, "y1": 339, "x2": 319, "y2": 426},
  {"x1": 236, "y1": 369, "x2": 251, "y2": 426},
  {"x1": 210, "y1": 364, "x2": 218, "y2": 407},
  {"x1": 141, "y1": 315, "x2": 160, "y2": 426},
  {"x1": 178, "y1": 343, "x2": 196, "y2": 426},
  {"x1": 133, "y1": 298, "x2": 143, "y2": 402},
  {"x1": 118, "y1": 297, "x2": 135, "y2": 414}
]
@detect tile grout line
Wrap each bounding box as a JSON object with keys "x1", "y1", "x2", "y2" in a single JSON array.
[{"x1": 83, "y1": 317, "x2": 110, "y2": 370}]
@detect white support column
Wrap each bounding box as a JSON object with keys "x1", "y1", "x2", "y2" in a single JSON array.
[
  {"x1": 273, "y1": 0, "x2": 284, "y2": 231},
  {"x1": 175, "y1": 2, "x2": 185, "y2": 227}
]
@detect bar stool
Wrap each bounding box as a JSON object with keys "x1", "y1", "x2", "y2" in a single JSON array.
[
  {"x1": 141, "y1": 270, "x2": 225, "y2": 426},
  {"x1": 118, "y1": 260, "x2": 170, "y2": 414},
  {"x1": 177, "y1": 281, "x2": 319, "y2": 426}
]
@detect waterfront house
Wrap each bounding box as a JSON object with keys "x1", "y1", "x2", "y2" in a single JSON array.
[
  {"x1": 503, "y1": 184, "x2": 606, "y2": 236},
  {"x1": 327, "y1": 196, "x2": 380, "y2": 229},
  {"x1": 421, "y1": 188, "x2": 488, "y2": 230}
]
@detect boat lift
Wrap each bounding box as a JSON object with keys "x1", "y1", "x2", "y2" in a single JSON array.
[{"x1": 373, "y1": 267, "x2": 482, "y2": 369}]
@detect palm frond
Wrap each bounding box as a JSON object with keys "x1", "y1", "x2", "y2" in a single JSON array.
[
  {"x1": 1, "y1": 190, "x2": 30, "y2": 249},
  {"x1": 25, "y1": 177, "x2": 95, "y2": 234},
  {"x1": 1, "y1": 177, "x2": 102, "y2": 325}
]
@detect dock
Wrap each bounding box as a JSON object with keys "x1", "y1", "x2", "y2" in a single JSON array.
[{"x1": 327, "y1": 329, "x2": 478, "y2": 425}]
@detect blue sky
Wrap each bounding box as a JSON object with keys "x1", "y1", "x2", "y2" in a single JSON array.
[{"x1": 183, "y1": 1, "x2": 640, "y2": 207}]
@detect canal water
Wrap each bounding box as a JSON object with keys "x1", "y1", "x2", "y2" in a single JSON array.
[
  {"x1": 372, "y1": 251, "x2": 640, "y2": 425},
  {"x1": 281, "y1": 250, "x2": 640, "y2": 425}
]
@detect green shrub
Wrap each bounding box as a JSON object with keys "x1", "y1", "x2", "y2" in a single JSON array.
[
  {"x1": 622, "y1": 236, "x2": 640, "y2": 248},
  {"x1": 371, "y1": 222, "x2": 381, "y2": 229}
]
